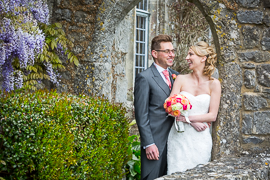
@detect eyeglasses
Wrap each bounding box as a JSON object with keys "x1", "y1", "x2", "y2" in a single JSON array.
[{"x1": 155, "y1": 49, "x2": 176, "y2": 54}]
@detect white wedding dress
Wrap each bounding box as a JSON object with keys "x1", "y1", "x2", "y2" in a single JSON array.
[{"x1": 167, "y1": 91, "x2": 212, "y2": 175}]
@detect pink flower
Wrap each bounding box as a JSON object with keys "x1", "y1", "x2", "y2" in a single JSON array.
[
  {"x1": 183, "y1": 104, "x2": 187, "y2": 110},
  {"x1": 167, "y1": 101, "x2": 171, "y2": 107}
]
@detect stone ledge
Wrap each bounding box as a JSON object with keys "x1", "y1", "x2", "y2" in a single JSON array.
[{"x1": 156, "y1": 156, "x2": 269, "y2": 180}]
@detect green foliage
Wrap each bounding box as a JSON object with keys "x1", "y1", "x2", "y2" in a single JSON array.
[
  {"x1": 125, "y1": 131, "x2": 141, "y2": 180},
  {"x1": 0, "y1": 90, "x2": 129, "y2": 179},
  {"x1": 24, "y1": 22, "x2": 79, "y2": 91}
]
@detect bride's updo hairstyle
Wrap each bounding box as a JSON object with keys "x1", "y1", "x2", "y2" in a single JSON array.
[{"x1": 190, "y1": 41, "x2": 217, "y2": 79}]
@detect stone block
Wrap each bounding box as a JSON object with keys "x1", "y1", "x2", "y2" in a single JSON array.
[
  {"x1": 236, "y1": 0, "x2": 260, "y2": 8},
  {"x1": 238, "y1": 50, "x2": 270, "y2": 63},
  {"x1": 222, "y1": 48, "x2": 236, "y2": 62},
  {"x1": 263, "y1": 14, "x2": 270, "y2": 27},
  {"x1": 242, "y1": 113, "x2": 253, "y2": 134},
  {"x1": 237, "y1": 10, "x2": 263, "y2": 24},
  {"x1": 74, "y1": 11, "x2": 94, "y2": 23},
  {"x1": 254, "y1": 85, "x2": 261, "y2": 92},
  {"x1": 263, "y1": 0, "x2": 270, "y2": 8},
  {"x1": 243, "y1": 136, "x2": 264, "y2": 144},
  {"x1": 115, "y1": 76, "x2": 127, "y2": 103},
  {"x1": 61, "y1": 71, "x2": 71, "y2": 80},
  {"x1": 114, "y1": 64, "x2": 125, "y2": 75},
  {"x1": 242, "y1": 63, "x2": 255, "y2": 69},
  {"x1": 243, "y1": 94, "x2": 268, "y2": 111},
  {"x1": 254, "y1": 111, "x2": 270, "y2": 134},
  {"x1": 256, "y1": 64, "x2": 270, "y2": 87},
  {"x1": 78, "y1": 0, "x2": 94, "y2": 5},
  {"x1": 68, "y1": 32, "x2": 86, "y2": 42},
  {"x1": 244, "y1": 69, "x2": 256, "y2": 89},
  {"x1": 54, "y1": 9, "x2": 72, "y2": 22},
  {"x1": 262, "y1": 88, "x2": 270, "y2": 99},
  {"x1": 242, "y1": 26, "x2": 260, "y2": 49},
  {"x1": 73, "y1": 45, "x2": 83, "y2": 54},
  {"x1": 261, "y1": 28, "x2": 270, "y2": 51}
]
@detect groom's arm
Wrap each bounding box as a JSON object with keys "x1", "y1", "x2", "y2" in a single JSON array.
[{"x1": 134, "y1": 73, "x2": 154, "y2": 147}]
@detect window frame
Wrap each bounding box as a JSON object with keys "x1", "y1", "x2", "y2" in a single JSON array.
[{"x1": 134, "y1": 1, "x2": 150, "y2": 80}]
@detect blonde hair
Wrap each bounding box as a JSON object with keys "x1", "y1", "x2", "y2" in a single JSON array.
[{"x1": 190, "y1": 41, "x2": 217, "y2": 79}]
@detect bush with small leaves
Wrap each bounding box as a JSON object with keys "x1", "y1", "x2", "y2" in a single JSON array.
[{"x1": 0, "y1": 90, "x2": 130, "y2": 179}]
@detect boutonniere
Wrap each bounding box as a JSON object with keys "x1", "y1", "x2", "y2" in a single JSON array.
[{"x1": 172, "y1": 74, "x2": 177, "y2": 80}]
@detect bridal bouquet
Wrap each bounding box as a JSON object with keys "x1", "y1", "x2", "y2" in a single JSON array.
[{"x1": 163, "y1": 94, "x2": 192, "y2": 133}]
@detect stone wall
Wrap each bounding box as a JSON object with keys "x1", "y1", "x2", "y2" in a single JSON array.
[
  {"x1": 183, "y1": 0, "x2": 270, "y2": 159},
  {"x1": 39, "y1": 0, "x2": 270, "y2": 159},
  {"x1": 158, "y1": 155, "x2": 270, "y2": 179},
  {"x1": 1, "y1": 0, "x2": 269, "y2": 167},
  {"x1": 48, "y1": 0, "x2": 141, "y2": 102}
]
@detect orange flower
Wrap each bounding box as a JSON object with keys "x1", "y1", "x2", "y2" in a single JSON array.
[
  {"x1": 172, "y1": 74, "x2": 177, "y2": 80},
  {"x1": 163, "y1": 103, "x2": 167, "y2": 109},
  {"x1": 171, "y1": 98, "x2": 177, "y2": 105},
  {"x1": 172, "y1": 110, "x2": 181, "y2": 117},
  {"x1": 181, "y1": 98, "x2": 188, "y2": 105},
  {"x1": 167, "y1": 106, "x2": 172, "y2": 113}
]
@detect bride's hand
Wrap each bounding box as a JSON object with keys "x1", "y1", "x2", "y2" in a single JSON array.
[
  {"x1": 176, "y1": 115, "x2": 186, "y2": 122},
  {"x1": 191, "y1": 122, "x2": 207, "y2": 132}
]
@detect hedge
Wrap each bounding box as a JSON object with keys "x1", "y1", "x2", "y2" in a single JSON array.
[{"x1": 0, "y1": 90, "x2": 130, "y2": 179}]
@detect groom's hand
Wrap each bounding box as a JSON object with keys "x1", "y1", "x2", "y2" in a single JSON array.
[{"x1": 145, "y1": 144, "x2": 159, "y2": 160}]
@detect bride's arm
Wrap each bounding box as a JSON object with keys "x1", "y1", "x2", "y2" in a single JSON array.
[
  {"x1": 191, "y1": 122, "x2": 208, "y2": 132},
  {"x1": 188, "y1": 79, "x2": 221, "y2": 123}
]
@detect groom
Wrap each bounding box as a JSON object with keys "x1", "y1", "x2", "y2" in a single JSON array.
[{"x1": 134, "y1": 34, "x2": 179, "y2": 180}]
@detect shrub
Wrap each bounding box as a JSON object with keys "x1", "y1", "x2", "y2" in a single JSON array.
[
  {"x1": 0, "y1": 90, "x2": 130, "y2": 179},
  {"x1": 125, "y1": 133, "x2": 141, "y2": 180}
]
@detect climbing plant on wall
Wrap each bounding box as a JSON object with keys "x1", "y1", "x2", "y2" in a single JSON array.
[
  {"x1": 168, "y1": 0, "x2": 212, "y2": 74},
  {"x1": 0, "y1": 0, "x2": 78, "y2": 92}
]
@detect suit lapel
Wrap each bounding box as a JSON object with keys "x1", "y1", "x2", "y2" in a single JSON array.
[
  {"x1": 150, "y1": 64, "x2": 170, "y2": 96},
  {"x1": 168, "y1": 69, "x2": 175, "y2": 90}
]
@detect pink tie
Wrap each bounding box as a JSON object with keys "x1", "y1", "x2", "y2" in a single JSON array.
[{"x1": 162, "y1": 70, "x2": 171, "y2": 89}]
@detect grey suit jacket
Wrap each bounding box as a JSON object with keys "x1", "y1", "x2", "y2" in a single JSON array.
[{"x1": 134, "y1": 63, "x2": 179, "y2": 178}]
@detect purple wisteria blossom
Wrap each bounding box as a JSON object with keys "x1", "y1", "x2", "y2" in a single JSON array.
[
  {"x1": 30, "y1": 0, "x2": 49, "y2": 24},
  {"x1": 2, "y1": 60, "x2": 14, "y2": 92},
  {"x1": 14, "y1": 70, "x2": 23, "y2": 89},
  {"x1": 43, "y1": 61, "x2": 59, "y2": 86},
  {"x1": 0, "y1": 0, "x2": 49, "y2": 92},
  {"x1": 0, "y1": 46, "x2": 5, "y2": 66}
]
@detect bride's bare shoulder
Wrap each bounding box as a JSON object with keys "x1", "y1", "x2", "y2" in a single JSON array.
[
  {"x1": 210, "y1": 78, "x2": 221, "y2": 91},
  {"x1": 175, "y1": 74, "x2": 191, "y2": 81}
]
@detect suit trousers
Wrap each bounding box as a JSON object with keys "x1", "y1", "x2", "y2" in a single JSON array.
[{"x1": 142, "y1": 144, "x2": 168, "y2": 180}]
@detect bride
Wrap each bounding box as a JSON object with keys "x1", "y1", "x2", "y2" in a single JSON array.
[{"x1": 167, "y1": 41, "x2": 221, "y2": 174}]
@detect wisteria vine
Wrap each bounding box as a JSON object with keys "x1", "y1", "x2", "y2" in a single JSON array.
[{"x1": 0, "y1": 0, "x2": 57, "y2": 92}]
